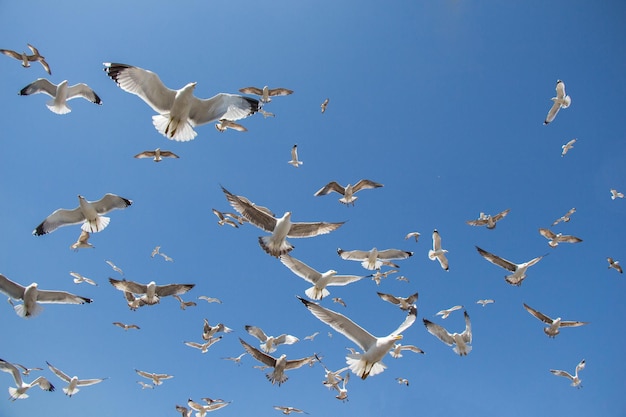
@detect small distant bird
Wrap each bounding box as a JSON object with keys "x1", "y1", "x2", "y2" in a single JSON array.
[
  {"x1": 244, "y1": 325, "x2": 299, "y2": 353},
  {"x1": 202, "y1": 319, "x2": 233, "y2": 340},
  {"x1": 550, "y1": 359, "x2": 585, "y2": 388},
  {"x1": 423, "y1": 311, "x2": 472, "y2": 356},
  {"x1": 33, "y1": 194, "x2": 132, "y2": 235},
  {"x1": 288, "y1": 144, "x2": 303, "y2": 167},
  {"x1": 221, "y1": 353, "x2": 246, "y2": 365},
  {"x1": 338, "y1": 247, "x2": 413, "y2": 271},
  {"x1": 334, "y1": 371, "x2": 349, "y2": 401},
  {"x1": 112, "y1": 322, "x2": 140, "y2": 331},
  {"x1": 215, "y1": 119, "x2": 247, "y2": 132},
  {"x1": 428, "y1": 230, "x2": 449, "y2": 271},
  {"x1": 607, "y1": 257, "x2": 623, "y2": 274},
  {"x1": 69, "y1": 272, "x2": 97, "y2": 286},
  {"x1": 134, "y1": 148, "x2": 179, "y2": 162},
  {"x1": 175, "y1": 404, "x2": 191, "y2": 417},
  {"x1": 396, "y1": 275, "x2": 410, "y2": 283},
  {"x1": 105, "y1": 260, "x2": 124, "y2": 276},
  {"x1": 552, "y1": 208, "x2": 576, "y2": 226},
  {"x1": 475, "y1": 246, "x2": 546, "y2": 286},
  {"x1": 396, "y1": 377, "x2": 409, "y2": 386},
  {"x1": 134, "y1": 369, "x2": 173, "y2": 386},
  {"x1": 304, "y1": 332, "x2": 319, "y2": 341},
  {"x1": 0, "y1": 43, "x2": 51, "y2": 74},
  {"x1": 188, "y1": 398, "x2": 230, "y2": 416},
  {"x1": 538, "y1": 228, "x2": 583, "y2": 248},
  {"x1": 332, "y1": 297, "x2": 347, "y2": 307},
  {"x1": 561, "y1": 138, "x2": 577, "y2": 156},
  {"x1": 476, "y1": 299, "x2": 495, "y2": 307},
  {"x1": 137, "y1": 381, "x2": 153, "y2": 389},
  {"x1": 19, "y1": 78, "x2": 101, "y2": 114},
  {"x1": 184, "y1": 337, "x2": 223, "y2": 353},
  {"x1": 173, "y1": 294, "x2": 196, "y2": 310},
  {"x1": 610, "y1": 189, "x2": 624, "y2": 200},
  {"x1": 436, "y1": 305, "x2": 463, "y2": 319},
  {"x1": 212, "y1": 208, "x2": 239, "y2": 228},
  {"x1": 466, "y1": 209, "x2": 510, "y2": 229},
  {"x1": 238, "y1": 85, "x2": 293, "y2": 103},
  {"x1": 108, "y1": 278, "x2": 194, "y2": 306},
  {"x1": 321, "y1": 98, "x2": 329, "y2": 113},
  {"x1": 376, "y1": 291, "x2": 419, "y2": 311},
  {"x1": 314, "y1": 179, "x2": 383, "y2": 206},
  {"x1": 523, "y1": 303, "x2": 589, "y2": 337},
  {"x1": 273, "y1": 405, "x2": 308, "y2": 415},
  {"x1": 404, "y1": 232, "x2": 420, "y2": 242},
  {"x1": 46, "y1": 362, "x2": 106, "y2": 397},
  {"x1": 389, "y1": 343, "x2": 424, "y2": 358},
  {"x1": 69, "y1": 230, "x2": 94, "y2": 251},
  {"x1": 370, "y1": 269, "x2": 398, "y2": 285},
  {"x1": 0, "y1": 358, "x2": 54, "y2": 401},
  {"x1": 13, "y1": 364, "x2": 43, "y2": 376},
  {"x1": 151, "y1": 246, "x2": 161, "y2": 258},
  {"x1": 198, "y1": 295, "x2": 222, "y2": 304},
  {"x1": 239, "y1": 338, "x2": 314, "y2": 386},
  {"x1": 544, "y1": 80, "x2": 571, "y2": 125},
  {"x1": 159, "y1": 252, "x2": 174, "y2": 262}
]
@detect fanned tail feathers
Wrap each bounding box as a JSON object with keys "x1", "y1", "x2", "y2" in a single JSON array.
[
  {"x1": 305, "y1": 286, "x2": 330, "y2": 300},
  {"x1": 346, "y1": 353, "x2": 386, "y2": 380},
  {"x1": 82, "y1": 216, "x2": 110, "y2": 233},
  {"x1": 258, "y1": 236, "x2": 294, "y2": 257},
  {"x1": 46, "y1": 100, "x2": 71, "y2": 114},
  {"x1": 152, "y1": 114, "x2": 197, "y2": 142},
  {"x1": 14, "y1": 303, "x2": 43, "y2": 318}
]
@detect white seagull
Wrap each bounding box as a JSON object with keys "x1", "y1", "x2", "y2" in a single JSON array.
[
  {"x1": 337, "y1": 247, "x2": 413, "y2": 271},
  {"x1": 134, "y1": 148, "x2": 179, "y2": 162},
  {"x1": 134, "y1": 369, "x2": 173, "y2": 386},
  {"x1": 222, "y1": 186, "x2": 344, "y2": 257},
  {"x1": 522, "y1": 303, "x2": 589, "y2": 337},
  {"x1": 202, "y1": 318, "x2": 233, "y2": 340},
  {"x1": 314, "y1": 179, "x2": 383, "y2": 206},
  {"x1": 239, "y1": 338, "x2": 314, "y2": 386},
  {"x1": 608, "y1": 257, "x2": 623, "y2": 274},
  {"x1": 423, "y1": 311, "x2": 472, "y2": 356},
  {"x1": 389, "y1": 344, "x2": 424, "y2": 358},
  {"x1": 184, "y1": 337, "x2": 223, "y2": 353},
  {"x1": 544, "y1": 80, "x2": 571, "y2": 125},
  {"x1": 198, "y1": 295, "x2": 222, "y2": 304},
  {"x1": 238, "y1": 85, "x2": 293, "y2": 103},
  {"x1": 215, "y1": 119, "x2": 247, "y2": 132},
  {"x1": 552, "y1": 208, "x2": 576, "y2": 226},
  {"x1": 222, "y1": 353, "x2": 246, "y2": 365},
  {"x1": 33, "y1": 194, "x2": 132, "y2": 235},
  {"x1": 610, "y1": 189, "x2": 624, "y2": 200},
  {"x1": 112, "y1": 322, "x2": 140, "y2": 331},
  {"x1": 69, "y1": 271, "x2": 97, "y2": 286},
  {"x1": 108, "y1": 278, "x2": 194, "y2": 306},
  {"x1": 428, "y1": 230, "x2": 449, "y2": 271},
  {"x1": 475, "y1": 246, "x2": 546, "y2": 286},
  {"x1": 273, "y1": 405, "x2": 308, "y2": 415},
  {"x1": 298, "y1": 297, "x2": 417, "y2": 379},
  {"x1": 103, "y1": 63, "x2": 259, "y2": 141},
  {"x1": 550, "y1": 359, "x2": 585, "y2": 388},
  {"x1": 376, "y1": 291, "x2": 419, "y2": 311},
  {"x1": 436, "y1": 305, "x2": 463, "y2": 319},
  {"x1": 19, "y1": 78, "x2": 101, "y2": 114},
  {"x1": 69, "y1": 230, "x2": 94, "y2": 251},
  {"x1": 321, "y1": 98, "x2": 329, "y2": 113},
  {"x1": 404, "y1": 232, "x2": 420, "y2": 242},
  {"x1": 46, "y1": 362, "x2": 106, "y2": 397},
  {"x1": 0, "y1": 274, "x2": 91, "y2": 318},
  {"x1": 561, "y1": 138, "x2": 577, "y2": 156},
  {"x1": 105, "y1": 260, "x2": 124, "y2": 276},
  {"x1": 212, "y1": 208, "x2": 239, "y2": 228},
  {"x1": 538, "y1": 228, "x2": 583, "y2": 248},
  {"x1": 0, "y1": 358, "x2": 54, "y2": 401},
  {"x1": 288, "y1": 144, "x2": 303, "y2": 167},
  {"x1": 173, "y1": 294, "x2": 196, "y2": 310},
  {"x1": 333, "y1": 371, "x2": 349, "y2": 401},
  {"x1": 244, "y1": 325, "x2": 299, "y2": 353},
  {"x1": 476, "y1": 299, "x2": 495, "y2": 307},
  {"x1": 187, "y1": 398, "x2": 230, "y2": 416},
  {"x1": 466, "y1": 209, "x2": 510, "y2": 229},
  {"x1": 0, "y1": 43, "x2": 51, "y2": 74}
]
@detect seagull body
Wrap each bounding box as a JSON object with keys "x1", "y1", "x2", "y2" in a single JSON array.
[
  {"x1": 173, "y1": 294, "x2": 196, "y2": 310},
  {"x1": 376, "y1": 291, "x2": 418, "y2": 311},
  {"x1": 314, "y1": 179, "x2": 383, "y2": 206},
  {"x1": 561, "y1": 138, "x2": 577, "y2": 156},
  {"x1": 304, "y1": 332, "x2": 319, "y2": 341},
  {"x1": 184, "y1": 337, "x2": 223, "y2": 353},
  {"x1": 238, "y1": 85, "x2": 293, "y2": 103},
  {"x1": 436, "y1": 305, "x2": 463, "y2": 319},
  {"x1": 46, "y1": 362, "x2": 106, "y2": 397},
  {"x1": 0, "y1": 274, "x2": 91, "y2": 318},
  {"x1": 134, "y1": 148, "x2": 179, "y2": 162},
  {"x1": 423, "y1": 311, "x2": 472, "y2": 356},
  {"x1": 273, "y1": 405, "x2": 308, "y2": 415},
  {"x1": 552, "y1": 208, "x2": 576, "y2": 226},
  {"x1": 523, "y1": 303, "x2": 589, "y2": 337},
  {"x1": 550, "y1": 359, "x2": 585, "y2": 388},
  {"x1": 138, "y1": 381, "x2": 154, "y2": 390},
  {"x1": 245, "y1": 325, "x2": 299, "y2": 353},
  {"x1": 0, "y1": 44, "x2": 51, "y2": 74},
  {"x1": 288, "y1": 144, "x2": 303, "y2": 167},
  {"x1": 337, "y1": 247, "x2": 413, "y2": 271},
  {"x1": 222, "y1": 186, "x2": 344, "y2": 257},
  {"x1": 428, "y1": 230, "x2": 449, "y2": 271},
  {"x1": 315, "y1": 357, "x2": 349, "y2": 389},
  {"x1": 33, "y1": 194, "x2": 132, "y2": 236},
  {"x1": 222, "y1": 353, "x2": 246, "y2": 365},
  {"x1": 239, "y1": 338, "x2": 314, "y2": 386},
  {"x1": 538, "y1": 228, "x2": 583, "y2": 248},
  {"x1": 466, "y1": 209, "x2": 510, "y2": 229},
  {"x1": 333, "y1": 371, "x2": 349, "y2": 401},
  {"x1": 476, "y1": 299, "x2": 495, "y2": 307},
  {"x1": 69, "y1": 272, "x2": 97, "y2": 286},
  {"x1": 108, "y1": 278, "x2": 194, "y2": 306},
  {"x1": 389, "y1": 343, "x2": 424, "y2": 358},
  {"x1": 371, "y1": 269, "x2": 398, "y2": 285},
  {"x1": 298, "y1": 297, "x2": 417, "y2": 379},
  {"x1": 215, "y1": 119, "x2": 247, "y2": 132},
  {"x1": 135, "y1": 369, "x2": 173, "y2": 386},
  {"x1": 610, "y1": 189, "x2": 624, "y2": 200},
  {"x1": 69, "y1": 230, "x2": 94, "y2": 251},
  {"x1": 475, "y1": 246, "x2": 546, "y2": 286},
  {"x1": 112, "y1": 322, "x2": 140, "y2": 331},
  {"x1": 19, "y1": 78, "x2": 101, "y2": 114},
  {"x1": 0, "y1": 359, "x2": 54, "y2": 400},
  {"x1": 212, "y1": 208, "x2": 239, "y2": 228},
  {"x1": 321, "y1": 98, "x2": 329, "y2": 113},
  {"x1": 202, "y1": 319, "x2": 233, "y2": 340},
  {"x1": 188, "y1": 398, "x2": 230, "y2": 416},
  {"x1": 103, "y1": 63, "x2": 259, "y2": 141},
  {"x1": 396, "y1": 377, "x2": 410, "y2": 386},
  {"x1": 198, "y1": 295, "x2": 222, "y2": 304},
  {"x1": 404, "y1": 232, "x2": 420, "y2": 242},
  {"x1": 544, "y1": 80, "x2": 571, "y2": 125},
  {"x1": 608, "y1": 257, "x2": 623, "y2": 273}
]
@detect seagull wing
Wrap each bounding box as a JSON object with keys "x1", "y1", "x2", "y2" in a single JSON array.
[
  {"x1": 46, "y1": 362, "x2": 71, "y2": 382},
  {"x1": 327, "y1": 274, "x2": 367, "y2": 286},
  {"x1": 36, "y1": 289, "x2": 91, "y2": 304},
  {"x1": 33, "y1": 207, "x2": 85, "y2": 235},
  {"x1": 492, "y1": 208, "x2": 511, "y2": 221},
  {"x1": 159, "y1": 150, "x2": 179, "y2": 158},
  {"x1": 391, "y1": 306, "x2": 417, "y2": 335},
  {"x1": 134, "y1": 151, "x2": 156, "y2": 159},
  {"x1": 268, "y1": 88, "x2": 294, "y2": 97},
  {"x1": 238, "y1": 87, "x2": 263, "y2": 95},
  {"x1": 76, "y1": 378, "x2": 105, "y2": 387},
  {"x1": 245, "y1": 325, "x2": 269, "y2": 342},
  {"x1": 279, "y1": 255, "x2": 322, "y2": 284},
  {"x1": 0, "y1": 274, "x2": 26, "y2": 299},
  {"x1": 559, "y1": 320, "x2": 590, "y2": 328},
  {"x1": 352, "y1": 179, "x2": 384, "y2": 192},
  {"x1": 337, "y1": 249, "x2": 371, "y2": 261},
  {"x1": 287, "y1": 221, "x2": 344, "y2": 238},
  {"x1": 19, "y1": 78, "x2": 57, "y2": 97},
  {"x1": 377, "y1": 292, "x2": 401, "y2": 305},
  {"x1": 154, "y1": 283, "x2": 194, "y2": 297},
  {"x1": 66, "y1": 83, "x2": 101, "y2": 104},
  {"x1": 92, "y1": 194, "x2": 132, "y2": 214},
  {"x1": 285, "y1": 356, "x2": 315, "y2": 370},
  {"x1": 221, "y1": 186, "x2": 277, "y2": 232},
  {"x1": 0, "y1": 359, "x2": 24, "y2": 386},
  {"x1": 432, "y1": 230, "x2": 442, "y2": 251},
  {"x1": 376, "y1": 249, "x2": 413, "y2": 261},
  {"x1": 314, "y1": 182, "x2": 346, "y2": 196},
  {"x1": 0, "y1": 49, "x2": 22, "y2": 60},
  {"x1": 539, "y1": 228, "x2": 556, "y2": 240},
  {"x1": 544, "y1": 101, "x2": 561, "y2": 125},
  {"x1": 475, "y1": 246, "x2": 517, "y2": 272},
  {"x1": 189, "y1": 93, "x2": 259, "y2": 125},
  {"x1": 462, "y1": 311, "x2": 472, "y2": 343},
  {"x1": 108, "y1": 278, "x2": 148, "y2": 294},
  {"x1": 550, "y1": 369, "x2": 574, "y2": 381},
  {"x1": 238, "y1": 338, "x2": 277, "y2": 367},
  {"x1": 522, "y1": 303, "x2": 553, "y2": 324},
  {"x1": 423, "y1": 319, "x2": 455, "y2": 345}
]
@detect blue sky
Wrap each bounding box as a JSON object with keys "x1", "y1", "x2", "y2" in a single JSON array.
[{"x1": 0, "y1": 1, "x2": 625, "y2": 416}]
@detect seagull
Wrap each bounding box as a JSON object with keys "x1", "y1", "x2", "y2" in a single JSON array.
[
  {"x1": 279, "y1": 254, "x2": 369, "y2": 300},
  {"x1": 476, "y1": 299, "x2": 495, "y2": 307},
  {"x1": 137, "y1": 381, "x2": 153, "y2": 390},
  {"x1": 175, "y1": 404, "x2": 191, "y2": 417},
  {"x1": 212, "y1": 208, "x2": 239, "y2": 228},
  {"x1": 202, "y1": 319, "x2": 233, "y2": 340},
  {"x1": 0, "y1": 43, "x2": 51, "y2": 74},
  {"x1": 238, "y1": 338, "x2": 314, "y2": 386},
  {"x1": 150, "y1": 246, "x2": 161, "y2": 258},
  {"x1": 173, "y1": 294, "x2": 196, "y2": 310},
  {"x1": 273, "y1": 406, "x2": 308, "y2": 415},
  {"x1": 544, "y1": 80, "x2": 571, "y2": 125},
  {"x1": 33, "y1": 194, "x2": 132, "y2": 235},
  {"x1": 610, "y1": 189, "x2": 624, "y2": 200},
  {"x1": 522, "y1": 303, "x2": 589, "y2": 337},
  {"x1": 112, "y1": 322, "x2": 140, "y2": 331},
  {"x1": 215, "y1": 119, "x2": 247, "y2": 132},
  {"x1": 244, "y1": 325, "x2": 299, "y2": 353},
  {"x1": 370, "y1": 269, "x2": 398, "y2": 285},
  {"x1": 221, "y1": 353, "x2": 246, "y2": 365},
  {"x1": 550, "y1": 359, "x2": 585, "y2": 388},
  {"x1": 552, "y1": 208, "x2": 576, "y2": 226},
  {"x1": 538, "y1": 228, "x2": 583, "y2": 248},
  {"x1": 105, "y1": 260, "x2": 124, "y2": 276},
  {"x1": 321, "y1": 98, "x2": 329, "y2": 113},
  {"x1": 396, "y1": 275, "x2": 410, "y2": 283},
  {"x1": 46, "y1": 362, "x2": 106, "y2": 397},
  {"x1": 423, "y1": 311, "x2": 472, "y2": 356},
  {"x1": 314, "y1": 179, "x2": 384, "y2": 206},
  {"x1": 69, "y1": 272, "x2": 97, "y2": 286},
  {"x1": 108, "y1": 278, "x2": 194, "y2": 305},
  {"x1": 184, "y1": 337, "x2": 223, "y2": 353},
  {"x1": 298, "y1": 297, "x2": 417, "y2": 379},
  {"x1": 123, "y1": 291, "x2": 144, "y2": 310},
  {"x1": 288, "y1": 144, "x2": 303, "y2": 167},
  {"x1": 303, "y1": 332, "x2": 319, "y2": 341},
  {"x1": 134, "y1": 148, "x2": 179, "y2": 162},
  {"x1": 0, "y1": 274, "x2": 92, "y2": 318},
  {"x1": 389, "y1": 343, "x2": 424, "y2": 358},
  {"x1": 561, "y1": 138, "x2": 577, "y2": 156},
  {"x1": 134, "y1": 369, "x2": 173, "y2": 386},
  {"x1": 608, "y1": 257, "x2": 623, "y2": 273},
  {"x1": 187, "y1": 398, "x2": 230, "y2": 416},
  {"x1": 103, "y1": 62, "x2": 259, "y2": 141},
  {"x1": 314, "y1": 355, "x2": 349, "y2": 389},
  {"x1": 428, "y1": 230, "x2": 449, "y2": 271},
  {"x1": 396, "y1": 377, "x2": 410, "y2": 386},
  {"x1": 0, "y1": 358, "x2": 54, "y2": 401},
  {"x1": 376, "y1": 291, "x2": 419, "y2": 311},
  {"x1": 404, "y1": 232, "x2": 420, "y2": 242},
  {"x1": 475, "y1": 246, "x2": 546, "y2": 286},
  {"x1": 13, "y1": 364, "x2": 43, "y2": 376},
  {"x1": 159, "y1": 252, "x2": 174, "y2": 262},
  {"x1": 337, "y1": 247, "x2": 413, "y2": 271},
  {"x1": 333, "y1": 371, "x2": 349, "y2": 401},
  {"x1": 436, "y1": 305, "x2": 463, "y2": 319},
  {"x1": 238, "y1": 86, "x2": 293, "y2": 103},
  {"x1": 332, "y1": 297, "x2": 347, "y2": 307},
  {"x1": 69, "y1": 230, "x2": 94, "y2": 251},
  {"x1": 466, "y1": 209, "x2": 510, "y2": 229},
  {"x1": 221, "y1": 186, "x2": 344, "y2": 257},
  {"x1": 19, "y1": 78, "x2": 101, "y2": 114},
  {"x1": 198, "y1": 295, "x2": 222, "y2": 304}
]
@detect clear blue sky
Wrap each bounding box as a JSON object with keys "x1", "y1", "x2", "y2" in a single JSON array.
[{"x1": 0, "y1": 1, "x2": 625, "y2": 416}]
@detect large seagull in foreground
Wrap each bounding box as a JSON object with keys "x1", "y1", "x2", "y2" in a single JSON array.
[
  {"x1": 0, "y1": 359, "x2": 55, "y2": 401},
  {"x1": 103, "y1": 63, "x2": 260, "y2": 141},
  {"x1": 475, "y1": 246, "x2": 546, "y2": 286}
]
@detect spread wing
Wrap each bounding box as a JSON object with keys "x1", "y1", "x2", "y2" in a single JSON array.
[
  {"x1": 109, "y1": 278, "x2": 147, "y2": 294},
  {"x1": 423, "y1": 319, "x2": 454, "y2": 345},
  {"x1": 104, "y1": 63, "x2": 176, "y2": 113},
  {"x1": 92, "y1": 194, "x2": 133, "y2": 214},
  {"x1": 475, "y1": 246, "x2": 517, "y2": 272},
  {"x1": 239, "y1": 338, "x2": 277, "y2": 367},
  {"x1": 0, "y1": 274, "x2": 26, "y2": 299},
  {"x1": 314, "y1": 182, "x2": 346, "y2": 196},
  {"x1": 523, "y1": 303, "x2": 553, "y2": 324},
  {"x1": 221, "y1": 186, "x2": 277, "y2": 232},
  {"x1": 36, "y1": 289, "x2": 92, "y2": 304},
  {"x1": 279, "y1": 255, "x2": 322, "y2": 284},
  {"x1": 189, "y1": 93, "x2": 259, "y2": 126},
  {"x1": 245, "y1": 325, "x2": 269, "y2": 342},
  {"x1": 352, "y1": 179, "x2": 383, "y2": 192}
]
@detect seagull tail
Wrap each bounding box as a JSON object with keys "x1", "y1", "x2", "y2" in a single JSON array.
[
  {"x1": 339, "y1": 196, "x2": 357, "y2": 205},
  {"x1": 82, "y1": 216, "x2": 110, "y2": 233},
  {"x1": 453, "y1": 345, "x2": 472, "y2": 356},
  {"x1": 361, "y1": 259, "x2": 382, "y2": 270},
  {"x1": 346, "y1": 354, "x2": 386, "y2": 380},
  {"x1": 152, "y1": 114, "x2": 197, "y2": 142},
  {"x1": 258, "y1": 236, "x2": 293, "y2": 257},
  {"x1": 8, "y1": 387, "x2": 27, "y2": 400},
  {"x1": 305, "y1": 286, "x2": 330, "y2": 300},
  {"x1": 14, "y1": 303, "x2": 43, "y2": 318},
  {"x1": 428, "y1": 250, "x2": 436, "y2": 260},
  {"x1": 266, "y1": 371, "x2": 288, "y2": 386},
  {"x1": 63, "y1": 387, "x2": 78, "y2": 396},
  {"x1": 46, "y1": 99, "x2": 71, "y2": 114}
]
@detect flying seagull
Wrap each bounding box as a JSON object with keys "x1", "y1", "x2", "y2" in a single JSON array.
[
  {"x1": 475, "y1": 246, "x2": 546, "y2": 286},
  {"x1": 333, "y1": 371, "x2": 349, "y2": 401},
  {"x1": 298, "y1": 296, "x2": 417, "y2": 379},
  {"x1": 561, "y1": 138, "x2": 577, "y2": 156},
  {"x1": 396, "y1": 377, "x2": 410, "y2": 386},
  {"x1": 288, "y1": 144, "x2": 303, "y2": 167},
  {"x1": 389, "y1": 343, "x2": 424, "y2": 358},
  {"x1": 273, "y1": 405, "x2": 308, "y2": 415},
  {"x1": 46, "y1": 362, "x2": 106, "y2": 397},
  {"x1": 0, "y1": 358, "x2": 54, "y2": 401},
  {"x1": 239, "y1": 338, "x2": 314, "y2": 386},
  {"x1": 33, "y1": 194, "x2": 132, "y2": 236},
  {"x1": 108, "y1": 278, "x2": 194, "y2": 306},
  {"x1": 212, "y1": 208, "x2": 239, "y2": 228},
  {"x1": 19, "y1": 78, "x2": 101, "y2": 114},
  {"x1": 238, "y1": 85, "x2": 293, "y2": 103},
  {"x1": 404, "y1": 232, "x2": 420, "y2": 242},
  {"x1": 215, "y1": 119, "x2": 247, "y2": 132},
  {"x1": 198, "y1": 295, "x2": 222, "y2": 304},
  {"x1": 376, "y1": 291, "x2": 419, "y2": 311},
  {"x1": 0, "y1": 274, "x2": 91, "y2": 318},
  {"x1": 522, "y1": 303, "x2": 589, "y2": 337},
  {"x1": 202, "y1": 318, "x2": 233, "y2": 340},
  {"x1": 173, "y1": 294, "x2": 196, "y2": 310},
  {"x1": 184, "y1": 337, "x2": 223, "y2": 353},
  {"x1": 476, "y1": 299, "x2": 495, "y2": 307},
  {"x1": 538, "y1": 228, "x2": 583, "y2": 248},
  {"x1": 428, "y1": 230, "x2": 449, "y2": 271},
  {"x1": 138, "y1": 381, "x2": 154, "y2": 390},
  {"x1": 221, "y1": 186, "x2": 344, "y2": 257},
  {"x1": 465, "y1": 209, "x2": 510, "y2": 229},
  {"x1": 337, "y1": 247, "x2": 413, "y2": 271},
  {"x1": 103, "y1": 62, "x2": 259, "y2": 141},
  {"x1": 303, "y1": 332, "x2": 319, "y2": 341},
  {"x1": 12, "y1": 364, "x2": 43, "y2": 377},
  {"x1": 607, "y1": 257, "x2": 623, "y2": 274},
  {"x1": 112, "y1": 322, "x2": 140, "y2": 331},
  {"x1": 552, "y1": 208, "x2": 576, "y2": 226},
  {"x1": 332, "y1": 297, "x2": 347, "y2": 307},
  {"x1": 69, "y1": 230, "x2": 94, "y2": 251},
  {"x1": 187, "y1": 398, "x2": 230, "y2": 416},
  {"x1": 544, "y1": 79, "x2": 571, "y2": 125},
  {"x1": 221, "y1": 353, "x2": 246, "y2": 365},
  {"x1": 69, "y1": 272, "x2": 97, "y2": 286},
  {"x1": 423, "y1": 311, "x2": 472, "y2": 356},
  {"x1": 244, "y1": 325, "x2": 299, "y2": 353},
  {"x1": 550, "y1": 359, "x2": 585, "y2": 388},
  {"x1": 134, "y1": 148, "x2": 179, "y2": 162},
  {"x1": 436, "y1": 305, "x2": 463, "y2": 319},
  {"x1": 105, "y1": 260, "x2": 124, "y2": 276},
  {"x1": 0, "y1": 43, "x2": 51, "y2": 74},
  {"x1": 610, "y1": 189, "x2": 624, "y2": 200},
  {"x1": 314, "y1": 179, "x2": 383, "y2": 206},
  {"x1": 321, "y1": 98, "x2": 329, "y2": 113},
  {"x1": 134, "y1": 369, "x2": 173, "y2": 386}
]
